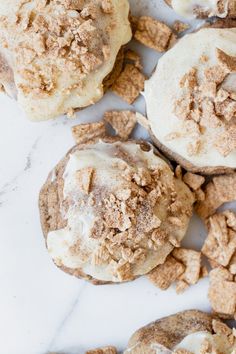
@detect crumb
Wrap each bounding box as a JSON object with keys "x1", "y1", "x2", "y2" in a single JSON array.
[
  {"x1": 104, "y1": 110, "x2": 137, "y2": 140},
  {"x1": 134, "y1": 16, "x2": 175, "y2": 52},
  {"x1": 111, "y1": 64, "x2": 145, "y2": 104},
  {"x1": 216, "y1": 48, "x2": 236, "y2": 72},
  {"x1": 67, "y1": 107, "x2": 76, "y2": 119},
  {"x1": 173, "y1": 20, "x2": 190, "y2": 34},
  {"x1": 71, "y1": 121, "x2": 106, "y2": 144}
]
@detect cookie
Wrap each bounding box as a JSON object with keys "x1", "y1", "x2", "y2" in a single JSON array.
[
  {"x1": 0, "y1": 0, "x2": 131, "y2": 120},
  {"x1": 145, "y1": 27, "x2": 236, "y2": 174},
  {"x1": 39, "y1": 138, "x2": 194, "y2": 284},
  {"x1": 124, "y1": 310, "x2": 236, "y2": 353}
]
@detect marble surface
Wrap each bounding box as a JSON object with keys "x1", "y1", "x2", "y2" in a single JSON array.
[{"x1": 0, "y1": 1, "x2": 226, "y2": 354}]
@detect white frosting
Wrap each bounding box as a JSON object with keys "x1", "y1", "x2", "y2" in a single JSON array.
[
  {"x1": 172, "y1": 0, "x2": 228, "y2": 19},
  {"x1": 174, "y1": 331, "x2": 236, "y2": 354},
  {"x1": 47, "y1": 141, "x2": 193, "y2": 282},
  {"x1": 0, "y1": 0, "x2": 131, "y2": 120},
  {"x1": 145, "y1": 28, "x2": 236, "y2": 169}
]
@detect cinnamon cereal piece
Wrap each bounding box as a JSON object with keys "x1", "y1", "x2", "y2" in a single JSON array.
[
  {"x1": 124, "y1": 50, "x2": 142, "y2": 70},
  {"x1": 111, "y1": 64, "x2": 145, "y2": 104},
  {"x1": 202, "y1": 212, "x2": 236, "y2": 267},
  {"x1": 147, "y1": 255, "x2": 185, "y2": 290},
  {"x1": 229, "y1": 253, "x2": 236, "y2": 275},
  {"x1": 179, "y1": 68, "x2": 198, "y2": 90},
  {"x1": 175, "y1": 280, "x2": 189, "y2": 294},
  {"x1": 195, "y1": 173, "x2": 236, "y2": 219},
  {"x1": 104, "y1": 111, "x2": 137, "y2": 140},
  {"x1": 194, "y1": 188, "x2": 205, "y2": 202},
  {"x1": 183, "y1": 172, "x2": 205, "y2": 191},
  {"x1": 209, "y1": 267, "x2": 236, "y2": 318},
  {"x1": 204, "y1": 65, "x2": 229, "y2": 85},
  {"x1": 174, "y1": 350, "x2": 193, "y2": 354},
  {"x1": 212, "y1": 319, "x2": 232, "y2": 336},
  {"x1": 215, "y1": 98, "x2": 236, "y2": 121},
  {"x1": 215, "y1": 125, "x2": 236, "y2": 157},
  {"x1": 174, "y1": 94, "x2": 193, "y2": 120},
  {"x1": 71, "y1": 121, "x2": 106, "y2": 144},
  {"x1": 76, "y1": 167, "x2": 94, "y2": 194},
  {"x1": 217, "y1": 48, "x2": 236, "y2": 72},
  {"x1": 103, "y1": 48, "x2": 124, "y2": 90},
  {"x1": 134, "y1": 16, "x2": 175, "y2": 52},
  {"x1": 86, "y1": 346, "x2": 117, "y2": 354},
  {"x1": 172, "y1": 248, "x2": 201, "y2": 285},
  {"x1": 173, "y1": 20, "x2": 190, "y2": 34}
]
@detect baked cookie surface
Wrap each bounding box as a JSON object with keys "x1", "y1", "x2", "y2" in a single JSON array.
[
  {"x1": 39, "y1": 139, "x2": 194, "y2": 283},
  {"x1": 0, "y1": 0, "x2": 131, "y2": 120},
  {"x1": 145, "y1": 27, "x2": 236, "y2": 174}
]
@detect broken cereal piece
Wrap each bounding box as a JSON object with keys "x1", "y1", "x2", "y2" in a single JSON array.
[
  {"x1": 202, "y1": 212, "x2": 236, "y2": 267},
  {"x1": 176, "y1": 280, "x2": 189, "y2": 294},
  {"x1": 173, "y1": 248, "x2": 201, "y2": 285},
  {"x1": 209, "y1": 267, "x2": 236, "y2": 318},
  {"x1": 71, "y1": 121, "x2": 106, "y2": 145},
  {"x1": 212, "y1": 319, "x2": 232, "y2": 337},
  {"x1": 147, "y1": 255, "x2": 185, "y2": 290},
  {"x1": 104, "y1": 111, "x2": 137, "y2": 140},
  {"x1": 76, "y1": 167, "x2": 94, "y2": 194},
  {"x1": 134, "y1": 16, "x2": 175, "y2": 52},
  {"x1": 86, "y1": 346, "x2": 117, "y2": 354},
  {"x1": 124, "y1": 50, "x2": 142, "y2": 70},
  {"x1": 183, "y1": 172, "x2": 205, "y2": 191},
  {"x1": 195, "y1": 173, "x2": 236, "y2": 219},
  {"x1": 111, "y1": 64, "x2": 145, "y2": 104},
  {"x1": 216, "y1": 48, "x2": 236, "y2": 72},
  {"x1": 173, "y1": 20, "x2": 190, "y2": 34},
  {"x1": 215, "y1": 125, "x2": 236, "y2": 157}
]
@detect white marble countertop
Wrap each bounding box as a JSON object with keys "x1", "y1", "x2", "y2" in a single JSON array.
[{"x1": 0, "y1": 1, "x2": 228, "y2": 353}]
